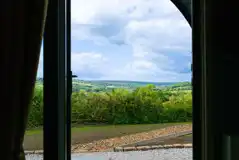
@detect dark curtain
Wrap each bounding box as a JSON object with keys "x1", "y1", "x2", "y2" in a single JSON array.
[{"x1": 0, "y1": 0, "x2": 48, "y2": 159}]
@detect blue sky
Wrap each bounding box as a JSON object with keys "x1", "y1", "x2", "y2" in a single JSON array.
[{"x1": 37, "y1": 0, "x2": 191, "y2": 82}]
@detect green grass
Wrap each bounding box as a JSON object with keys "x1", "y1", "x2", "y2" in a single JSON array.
[
  {"x1": 182, "y1": 133, "x2": 192, "y2": 137},
  {"x1": 26, "y1": 122, "x2": 191, "y2": 136}
]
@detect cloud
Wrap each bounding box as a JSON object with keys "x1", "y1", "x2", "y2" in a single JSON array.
[
  {"x1": 71, "y1": 0, "x2": 190, "y2": 46},
  {"x1": 71, "y1": 0, "x2": 180, "y2": 24},
  {"x1": 71, "y1": 52, "x2": 109, "y2": 79},
  {"x1": 124, "y1": 18, "x2": 191, "y2": 55},
  {"x1": 101, "y1": 59, "x2": 191, "y2": 82},
  {"x1": 71, "y1": 0, "x2": 191, "y2": 81},
  {"x1": 37, "y1": 0, "x2": 192, "y2": 82}
]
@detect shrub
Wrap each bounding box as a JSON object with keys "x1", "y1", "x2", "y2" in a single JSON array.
[{"x1": 27, "y1": 84, "x2": 192, "y2": 128}]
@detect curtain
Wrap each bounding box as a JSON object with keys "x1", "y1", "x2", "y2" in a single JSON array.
[{"x1": 0, "y1": 0, "x2": 48, "y2": 159}]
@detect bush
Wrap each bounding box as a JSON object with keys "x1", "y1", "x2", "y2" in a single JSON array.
[
  {"x1": 27, "y1": 84, "x2": 192, "y2": 128},
  {"x1": 27, "y1": 85, "x2": 43, "y2": 128}
]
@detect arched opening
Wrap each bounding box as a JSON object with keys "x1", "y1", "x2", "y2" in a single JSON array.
[{"x1": 69, "y1": 0, "x2": 193, "y2": 158}]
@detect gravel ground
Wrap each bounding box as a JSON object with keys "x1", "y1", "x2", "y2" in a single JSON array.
[
  {"x1": 26, "y1": 148, "x2": 192, "y2": 160},
  {"x1": 72, "y1": 124, "x2": 192, "y2": 153}
]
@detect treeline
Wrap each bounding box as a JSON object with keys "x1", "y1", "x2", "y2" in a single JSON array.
[
  {"x1": 166, "y1": 82, "x2": 192, "y2": 91},
  {"x1": 27, "y1": 84, "x2": 192, "y2": 128}
]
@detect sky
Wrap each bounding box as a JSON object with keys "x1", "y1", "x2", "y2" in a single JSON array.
[{"x1": 37, "y1": 0, "x2": 192, "y2": 82}]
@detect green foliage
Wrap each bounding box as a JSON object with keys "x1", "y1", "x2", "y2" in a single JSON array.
[
  {"x1": 27, "y1": 83, "x2": 192, "y2": 129},
  {"x1": 27, "y1": 85, "x2": 43, "y2": 128},
  {"x1": 60, "y1": 79, "x2": 178, "y2": 92}
]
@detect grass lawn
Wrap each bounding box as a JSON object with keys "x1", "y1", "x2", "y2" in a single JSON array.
[
  {"x1": 24, "y1": 122, "x2": 191, "y2": 150},
  {"x1": 182, "y1": 133, "x2": 192, "y2": 137}
]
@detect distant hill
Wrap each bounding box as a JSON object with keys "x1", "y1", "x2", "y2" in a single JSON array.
[
  {"x1": 36, "y1": 78, "x2": 191, "y2": 92},
  {"x1": 166, "y1": 82, "x2": 192, "y2": 90},
  {"x1": 76, "y1": 79, "x2": 177, "y2": 86}
]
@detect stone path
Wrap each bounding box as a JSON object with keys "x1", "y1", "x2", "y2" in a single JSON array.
[{"x1": 113, "y1": 143, "x2": 192, "y2": 152}]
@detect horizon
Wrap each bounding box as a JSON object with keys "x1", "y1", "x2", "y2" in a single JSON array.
[{"x1": 36, "y1": 77, "x2": 190, "y2": 84}]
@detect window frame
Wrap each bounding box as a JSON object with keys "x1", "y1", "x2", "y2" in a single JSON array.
[{"x1": 43, "y1": 0, "x2": 71, "y2": 159}]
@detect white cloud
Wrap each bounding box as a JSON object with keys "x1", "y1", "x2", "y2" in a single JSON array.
[
  {"x1": 101, "y1": 60, "x2": 190, "y2": 82},
  {"x1": 71, "y1": 0, "x2": 179, "y2": 25},
  {"x1": 37, "y1": 0, "x2": 192, "y2": 82},
  {"x1": 124, "y1": 18, "x2": 190, "y2": 53},
  {"x1": 71, "y1": 0, "x2": 190, "y2": 42},
  {"x1": 71, "y1": 52, "x2": 107, "y2": 69},
  {"x1": 71, "y1": 0, "x2": 191, "y2": 78},
  {"x1": 71, "y1": 52, "x2": 110, "y2": 79},
  {"x1": 129, "y1": 60, "x2": 157, "y2": 70}
]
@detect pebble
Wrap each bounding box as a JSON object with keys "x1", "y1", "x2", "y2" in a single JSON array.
[{"x1": 26, "y1": 148, "x2": 193, "y2": 160}]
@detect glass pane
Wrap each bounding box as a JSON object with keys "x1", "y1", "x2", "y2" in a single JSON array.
[{"x1": 71, "y1": 0, "x2": 192, "y2": 160}]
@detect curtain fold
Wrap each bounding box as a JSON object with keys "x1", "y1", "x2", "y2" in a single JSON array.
[{"x1": 0, "y1": 1, "x2": 48, "y2": 159}]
